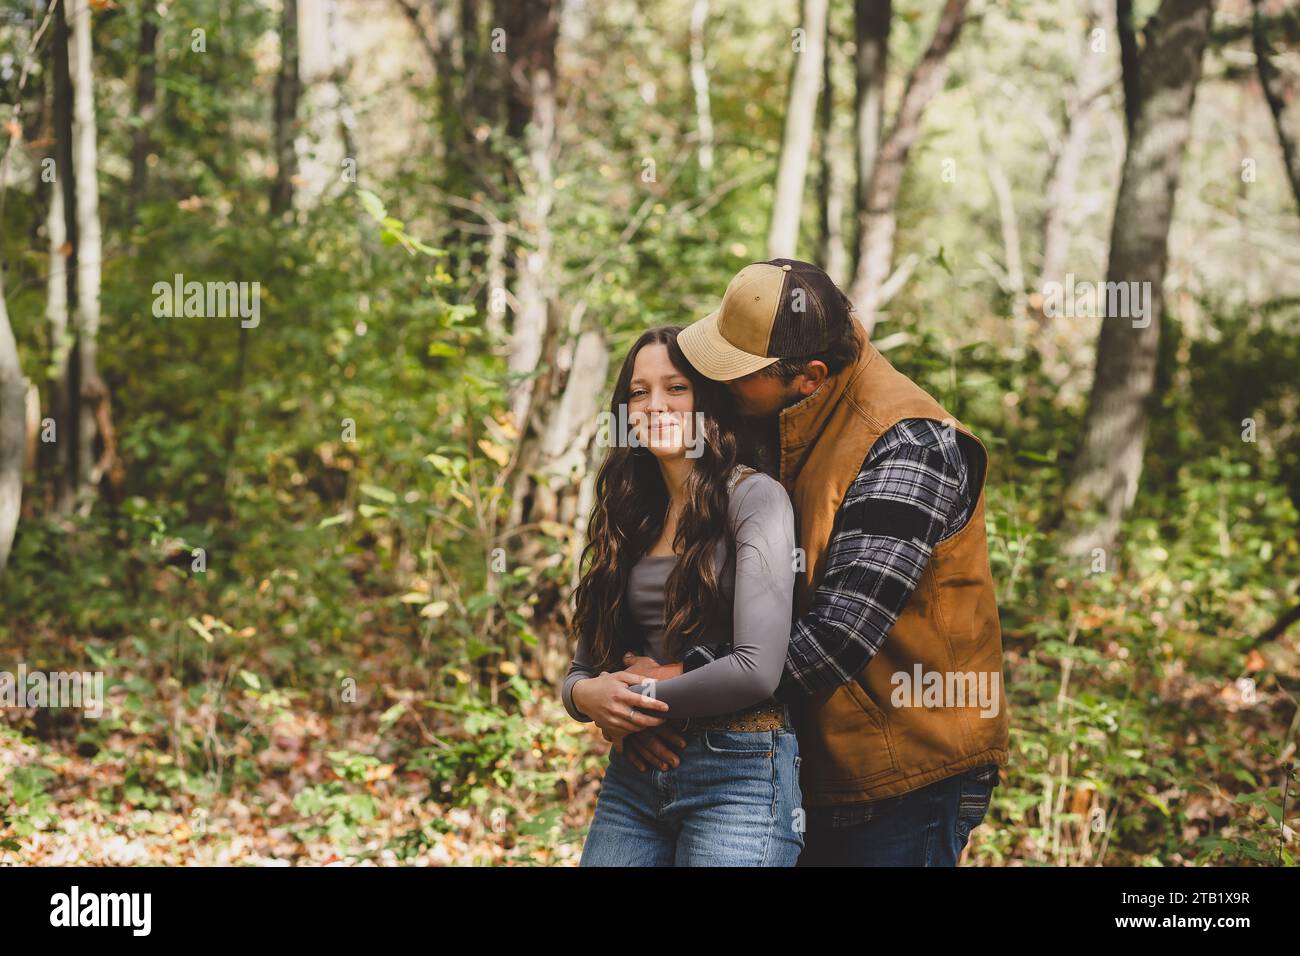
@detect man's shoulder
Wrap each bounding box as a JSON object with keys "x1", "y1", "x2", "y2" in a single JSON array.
[
  {"x1": 860, "y1": 418, "x2": 964, "y2": 469},
  {"x1": 875, "y1": 417, "x2": 955, "y2": 449},
  {"x1": 843, "y1": 419, "x2": 973, "y2": 510}
]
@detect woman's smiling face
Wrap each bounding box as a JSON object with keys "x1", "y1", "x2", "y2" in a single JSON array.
[{"x1": 627, "y1": 343, "x2": 697, "y2": 460}]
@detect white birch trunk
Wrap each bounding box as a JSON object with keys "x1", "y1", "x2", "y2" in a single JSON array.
[{"x1": 767, "y1": 0, "x2": 828, "y2": 259}]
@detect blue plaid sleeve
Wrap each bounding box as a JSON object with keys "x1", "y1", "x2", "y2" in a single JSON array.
[
  {"x1": 683, "y1": 643, "x2": 723, "y2": 671},
  {"x1": 773, "y1": 418, "x2": 973, "y2": 701}
]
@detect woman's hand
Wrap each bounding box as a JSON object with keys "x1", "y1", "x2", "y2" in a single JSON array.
[{"x1": 572, "y1": 670, "x2": 670, "y2": 738}]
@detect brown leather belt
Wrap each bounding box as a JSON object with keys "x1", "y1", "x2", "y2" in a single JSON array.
[{"x1": 672, "y1": 698, "x2": 787, "y2": 733}]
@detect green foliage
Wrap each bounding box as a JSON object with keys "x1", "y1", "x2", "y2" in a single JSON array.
[{"x1": 291, "y1": 751, "x2": 382, "y2": 851}]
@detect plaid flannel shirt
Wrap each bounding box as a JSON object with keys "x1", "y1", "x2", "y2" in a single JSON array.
[{"x1": 683, "y1": 418, "x2": 974, "y2": 700}]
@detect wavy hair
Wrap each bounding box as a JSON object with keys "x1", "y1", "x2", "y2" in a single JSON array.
[{"x1": 571, "y1": 326, "x2": 748, "y2": 669}]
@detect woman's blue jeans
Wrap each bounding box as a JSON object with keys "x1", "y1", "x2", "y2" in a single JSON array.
[{"x1": 580, "y1": 722, "x2": 804, "y2": 867}]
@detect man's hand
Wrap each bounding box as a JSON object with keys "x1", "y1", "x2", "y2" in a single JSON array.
[
  {"x1": 622, "y1": 651, "x2": 684, "y2": 681},
  {"x1": 612, "y1": 724, "x2": 688, "y2": 772}
]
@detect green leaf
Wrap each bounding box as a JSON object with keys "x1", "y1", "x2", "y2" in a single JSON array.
[
  {"x1": 1139, "y1": 792, "x2": 1171, "y2": 817},
  {"x1": 378, "y1": 702, "x2": 408, "y2": 733},
  {"x1": 424, "y1": 453, "x2": 455, "y2": 474},
  {"x1": 467, "y1": 638, "x2": 503, "y2": 659},
  {"x1": 407, "y1": 237, "x2": 445, "y2": 257},
  {"x1": 360, "y1": 484, "x2": 397, "y2": 504},
  {"x1": 419, "y1": 600, "x2": 449, "y2": 619},
  {"x1": 358, "y1": 189, "x2": 386, "y2": 221},
  {"x1": 931, "y1": 245, "x2": 952, "y2": 275}
]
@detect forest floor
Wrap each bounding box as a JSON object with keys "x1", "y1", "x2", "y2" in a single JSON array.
[
  {"x1": 3, "y1": 627, "x2": 1297, "y2": 866},
  {"x1": 3, "y1": 675, "x2": 606, "y2": 866}
]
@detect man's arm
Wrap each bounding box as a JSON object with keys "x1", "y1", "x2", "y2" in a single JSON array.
[
  {"x1": 773, "y1": 418, "x2": 972, "y2": 700},
  {"x1": 683, "y1": 420, "x2": 972, "y2": 689}
]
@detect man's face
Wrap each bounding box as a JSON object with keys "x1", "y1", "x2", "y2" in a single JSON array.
[
  {"x1": 726, "y1": 371, "x2": 793, "y2": 418},
  {"x1": 726, "y1": 361, "x2": 829, "y2": 418}
]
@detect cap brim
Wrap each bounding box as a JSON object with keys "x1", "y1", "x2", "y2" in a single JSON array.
[{"x1": 677, "y1": 310, "x2": 780, "y2": 381}]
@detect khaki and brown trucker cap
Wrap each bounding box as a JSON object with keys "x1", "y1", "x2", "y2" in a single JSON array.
[{"x1": 678, "y1": 258, "x2": 854, "y2": 381}]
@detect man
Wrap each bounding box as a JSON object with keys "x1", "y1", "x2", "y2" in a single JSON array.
[{"x1": 615, "y1": 258, "x2": 1010, "y2": 866}]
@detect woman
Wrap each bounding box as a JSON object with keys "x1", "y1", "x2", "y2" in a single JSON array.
[{"x1": 562, "y1": 326, "x2": 801, "y2": 867}]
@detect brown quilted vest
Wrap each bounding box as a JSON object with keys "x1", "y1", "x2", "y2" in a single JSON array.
[{"x1": 779, "y1": 322, "x2": 1010, "y2": 804}]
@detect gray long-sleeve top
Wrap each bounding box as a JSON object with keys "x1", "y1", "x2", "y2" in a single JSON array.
[{"x1": 561, "y1": 470, "x2": 796, "y2": 721}]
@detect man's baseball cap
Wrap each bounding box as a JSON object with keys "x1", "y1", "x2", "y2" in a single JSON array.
[{"x1": 678, "y1": 258, "x2": 855, "y2": 381}]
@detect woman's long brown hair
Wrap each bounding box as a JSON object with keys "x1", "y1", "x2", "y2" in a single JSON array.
[{"x1": 572, "y1": 326, "x2": 748, "y2": 670}]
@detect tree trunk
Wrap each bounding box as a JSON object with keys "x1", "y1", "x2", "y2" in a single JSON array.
[
  {"x1": 852, "y1": 0, "x2": 890, "y2": 279},
  {"x1": 974, "y1": 89, "x2": 1027, "y2": 338},
  {"x1": 295, "y1": 0, "x2": 358, "y2": 206},
  {"x1": 44, "y1": 159, "x2": 70, "y2": 508},
  {"x1": 499, "y1": 0, "x2": 559, "y2": 430},
  {"x1": 689, "y1": 0, "x2": 715, "y2": 190},
  {"x1": 1040, "y1": 0, "x2": 1109, "y2": 290},
  {"x1": 818, "y1": 25, "x2": 850, "y2": 284},
  {"x1": 396, "y1": 1, "x2": 506, "y2": 285},
  {"x1": 0, "y1": 272, "x2": 25, "y2": 571},
  {"x1": 68, "y1": 0, "x2": 105, "y2": 509},
  {"x1": 495, "y1": 1, "x2": 619, "y2": 680},
  {"x1": 271, "y1": 0, "x2": 300, "y2": 217},
  {"x1": 849, "y1": 0, "x2": 968, "y2": 332},
  {"x1": 1252, "y1": 0, "x2": 1300, "y2": 214},
  {"x1": 51, "y1": 0, "x2": 79, "y2": 514},
  {"x1": 331, "y1": 0, "x2": 360, "y2": 183},
  {"x1": 485, "y1": 218, "x2": 508, "y2": 342},
  {"x1": 507, "y1": 325, "x2": 609, "y2": 679},
  {"x1": 394, "y1": 0, "x2": 444, "y2": 171},
  {"x1": 767, "y1": 0, "x2": 828, "y2": 258},
  {"x1": 1061, "y1": 0, "x2": 1217, "y2": 559}
]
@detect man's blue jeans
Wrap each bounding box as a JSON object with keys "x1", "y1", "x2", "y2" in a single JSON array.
[
  {"x1": 580, "y1": 724, "x2": 804, "y2": 867},
  {"x1": 797, "y1": 763, "x2": 999, "y2": 866}
]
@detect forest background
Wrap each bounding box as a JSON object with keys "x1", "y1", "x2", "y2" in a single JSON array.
[{"x1": 1, "y1": 0, "x2": 1298, "y2": 866}]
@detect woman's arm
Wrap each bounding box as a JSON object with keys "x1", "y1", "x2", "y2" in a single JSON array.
[
  {"x1": 627, "y1": 474, "x2": 796, "y2": 719},
  {"x1": 561, "y1": 651, "x2": 598, "y2": 723},
  {"x1": 562, "y1": 631, "x2": 671, "y2": 733}
]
